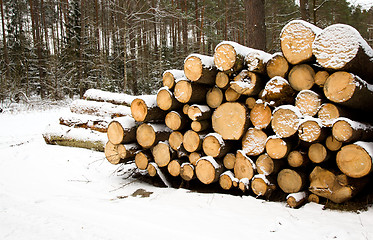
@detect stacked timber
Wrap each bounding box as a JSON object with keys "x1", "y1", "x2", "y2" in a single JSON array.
[{"x1": 102, "y1": 20, "x2": 373, "y2": 208}]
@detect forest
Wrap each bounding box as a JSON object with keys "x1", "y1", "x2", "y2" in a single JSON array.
[{"x1": 0, "y1": 0, "x2": 372, "y2": 101}]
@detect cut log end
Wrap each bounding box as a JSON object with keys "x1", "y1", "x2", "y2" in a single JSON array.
[
  {"x1": 183, "y1": 130, "x2": 204, "y2": 153},
  {"x1": 153, "y1": 141, "x2": 173, "y2": 167},
  {"x1": 234, "y1": 151, "x2": 255, "y2": 180},
  {"x1": 168, "y1": 159, "x2": 182, "y2": 177},
  {"x1": 271, "y1": 107, "x2": 300, "y2": 138},
  {"x1": 130, "y1": 98, "x2": 148, "y2": 122},
  {"x1": 169, "y1": 131, "x2": 183, "y2": 151},
  {"x1": 308, "y1": 143, "x2": 328, "y2": 164},
  {"x1": 196, "y1": 157, "x2": 223, "y2": 184},
  {"x1": 266, "y1": 53, "x2": 289, "y2": 79},
  {"x1": 223, "y1": 153, "x2": 236, "y2": 170},
  {"x1": 184, "y1": 56, "x2": 203, "y2": 82},
  {"x1": 277, "y1": 169, "x2": 306, "y2": 194},
  {"x1": 288, "y1": 64, "x2": 315, "y2": 91},
  {"x1": 336, "y1": 144, "x2": 372, "y2": 178},
  {"x1": 323, "y1": 72, "x2": 356, "y2": 103},
  {"x1": 180, "y1": 163, "x2": 195, "y2": 181},
  {"x1": 250, "y1": 103, "x2": 272, "y2": 129},
  {"x1": 242, "y1": 128, "x2": 267, "y2": 156},
  {"x1": 135, "y1": 151, "x2": 152, "y2": 170},
  {"x1": 214, "y1": 43, "x2": 239, "y2": 72},
  {"x1": 325, "y1": 135, "x2": 342, "y2": 152},
  {"x1": 216, "y1": 72, "x2": 230, "y2": 89},
  {"x1": 265, "y1": 137, "x2": 289, "y2": 160}
]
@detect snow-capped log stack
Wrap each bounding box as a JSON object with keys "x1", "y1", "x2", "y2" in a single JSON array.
[{"x1": 100, "y1": 20, "x2": 373, "y2": 208}]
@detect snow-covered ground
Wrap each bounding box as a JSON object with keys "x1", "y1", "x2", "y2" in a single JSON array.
[{"x1": 1, "y1": 103, "x2": 373, "y2": 240}]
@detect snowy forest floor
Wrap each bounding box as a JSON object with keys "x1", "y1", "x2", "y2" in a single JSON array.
[{"x1": 1, "y1": 100, "x2": 373, "y2": 240}]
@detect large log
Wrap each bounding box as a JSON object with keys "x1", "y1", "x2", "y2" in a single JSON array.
[
  {"x1": 156, "y1": 87, "x2": 183, "y2": 111},
  {"x1": 43, "y1": 123, "x2": 107, "y2": 152},
  {"x1": 213, "y1": 41, "x2": 249, "y2": 73},
  {"x1": 212, "y1": 102, "x2": 249, "y2": 140},
  {"x1": 106, "y1": 116, "x2": 137, "y2": 144},
  {"x1": 174, "y1": 80, "x2": 209, "y2": 104},
  {"x1": 230, "y1": 70, "x2": 263, "y2": 96},
  {"x1": 234, "y1": 150, "x2": 256, "y2": 180},
  {"x1": 266, "y1": 52, "x2": 289, "y2": 79},
  {"x1": 241, "y1": 128, "x2": 267, "y2": 156},
  {"x1": 59, "y1": 113, "x2": 110, "y2": 133},
  {"x1": 219, "y1": 170, "x2": 239, "y2": 190},
  {"x1": 277, "y1": 169, "x2": 307, "y2": 194},
  {"x1": 70, "y1": 99, "x2": 131, "y2": 118},
  {"x1": 309, "y1": 166, "x2": 368, "y2": 203},
  {"x1": 184, "y1": 54, "x2": 217, "y2": 85},
  {"x1": 136, "y1": 123, "x2": 172, "y2": 149},
  {"x1": 260, "y1": 77, "x2": 295, "y2": 107},
  {"x1": 153, "y1": 141, "x2": 177, "y2": 167},
  {"x1": 317, "y1": 103, "x2": 352, "y2": 127},
  {"x1": 162, "y1": 69, "x2": 186, "y2": 90},
  {"x1": 271, "y1": 105, "x2": 302, "y2": 138},
  {"x1": 336, "y1": 142, "x2": 373, "y2": 178},
  {"x1": 280, "y1": 20, "x2": 322, "y2": 65},
  {"x1": 131, "y1": 96, "x2": 166, "y2": 122},
  {"x1": 288, "y1": 64, "x2": 315, "y2": 91},
  {"x1": 202, "y1": 133, "x2": 231, "y2": 158},
  {"x1": 250, "y1": 102, "x2": 272, "y2": 130},
  {"x1": 323, "y1": 71, "x2": 373, "y2": 112},
  {"x1": 195, "y1": 156, "x2": 224, "y2": 184},
  {"x1": 295, "y1": 90, "x2": 322, "y2": 117},
  {"x1": 332, "y1": 118, "x2": 373, "y2": 143},
  {"x1": 312, "y1": 24, "x2": 373, "y2": 82},
  {"x1": 104, "y1": 141, "x2": 140, "y2": 165},
  {"x1": 83, "y1": 88, "x2": 136, "y2": 106}
]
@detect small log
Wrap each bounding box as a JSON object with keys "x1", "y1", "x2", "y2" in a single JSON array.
[
  {"x1": 312, "y1": 24, "x2": 373, "y2": 82},
  {"x1": 223, "y1": 153, "x2": 236, "y2": 170},
  {"x1": 70, "y1": 99, "x2": 131, "y2": 118},
  {"x1": 104, "y1": 142, "x2": 140, "y2": 165},
  {"x1": 131, "y1": 96, "x2": 166, "y2": 122},
  {"x1": 277, "y1": 169, "x2": 307, "y2": 194},
  {"x1": 59, "y1": 113, "x2": 110, "y2": 133},
  {"x1": 336, "y1": 142, "x2": 373, "y2": 178},
  {"x1": 180, "y1": 163, "x2": 196, "y2": 181},
  {"x1": 147, "y1": 162, "x2": 158, "y2": 177},
  {"x1": 212, "y1": 102, "x2": 249, "y2": 140},
  {"x1": 189, "y1": 152, "x2": 202, "y2": 166},
  {"x1": 280, "y1": 20, "x2": 322, "y2": 65},
  {"x1": 266, "y1": 52, "x2": 289, "y2": 79},
  {"x1": 265, "y1": 136, "x2": 292, "y2": 160},
  {"x1": 83, "y1": 88, "x2": 135, "y2": 106},
  {"x1": 260, "y1": 77, "x2": 295, "y2": 107},
  {"x1": 187, "y1": 104, "x2": 212, "y2": 121},
  {"x1": 153, "y1": 141, "x2": 177, "y2": 167},
  {"x1": 287, "y1": 150, "x2": 309, "y2": 168},
  {"x1": 169, "y1": 131, "x2": 184, "y2": 151},
  {"x1": 182, "y1": 104, "x2": 190, "y2": 115},
  {"x1": 245, "y1": 49, "x2": 272, "y2": 74},
  {"x1": 195, "y1": 156, "x2": 224, "y2": 184},
  {"x1": 314, "y1": 71, "x2": 329, "y2": 88},
  {"x1": 230, "y1": 70, "x2": 263, "y2": 96},
  {"x1": 191, "y1": 120, "x2": 210, "y2": 132},
  {"x1": 298, "y1": 118, "x2": 327, "y2": 143},
  {"x1": 165, "y1": 111, "x2": 188, "y2": 131},
  {"x1": 206, "y1": 86, "x2": 224, "y2": 109},
  {"x1": 215, "y1": 72, "x2": 230, "y2": 89},
  {"x1": 214, "y1": 41, "x2": 249, "y2": 73},
  {"x1": 146, "y1": 162, "x2": 172, "y2": 187},
  {"x1": 184, "y1": 54, "x2": 217, "y2": 85},
  {"x1": 256, "y1": 153, "x2": 284, "y2": 176},
  {"x1": 174, "y1": 80, "x2": 209, "y2": 104},
  {"x1": 136, "y1": 123, "x2": 172, "y2": 149},
  {"x1": 332, "y1": 118, "x2": 373, "y2": 143},
  {"x1": 238, "y1": 178, "x2": 251, "y2": 193},
  {"x1": 156, "y1": 87, "x2": 183, "y2": 111},
  {"x1": 234, "y1": 150, "x2": 256, "y2": 180},
  {"x1": 135, "y1": 150, "x2": 153, "y2": 170},
  {"x1": 288, "y1": 64, "x2": 315, "y2": 91},
  {"x1": 323, "y1": 71, "x2": 373, "y2": 112},
  {"x1": 286, "y1": 191, "x2": 308, "y2": 208},
  {"x1": 241, "y1": 128, "x2": 267, "y2": 156},
  {"x1": 250, "y1": 102, "x2": 272, "y2": 130},
  {"x1": 309, "y1": 166, "x2": 368, "y2": 203},
  {"x1": 295, "y1": 90, "x2": 322, "y2": 117},
  {"x1": 224, "y1": 87, "x2": 242, "y2": 102},
  {"x1": 219, "y1": 171, "x2": 239, "y2": 190},
  {"x1": 43, "y1": 124, "x2": 107, "y2": 152},
  {"x1": 202, "y1": 133, "x2": 231, "y2": 158},
  {"x1": 251, "y1": 174, "x2": 276, "y2": 198},
  {"x1": 245, "y1": 97, "x2": 257, "y2": 109},
  {"x1": 307, "y1": 193, "x2": 320, "y2": 204},
  {"x1": 162, "y1": 69, "x2": 186, "y2": 89},
  {"x1": 325, "y1": 135, "x2": 342, "y2": 152},
  {"x1": 167, "y1": 159, "x2": 185, "y2": 177},
  {"x1": 271, "y1": 105, "x2": 302, "y2": 138},
  {"x1": 106, "y1": 116, "x2": 137, "y2": 144},
  {"x1": 183, "y1": 130, "x2": 206, "y2": 153},
  {"x1": 308, "y1": 143, "x2": 330, "y2": 164},
  {"x1": 317, "y1": 103, "x2": 352, "y2": 127}
]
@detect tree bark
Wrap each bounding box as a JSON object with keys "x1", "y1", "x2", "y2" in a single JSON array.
[{"x1": 244, "y1": 0, "x2": 266, "y2": 50}]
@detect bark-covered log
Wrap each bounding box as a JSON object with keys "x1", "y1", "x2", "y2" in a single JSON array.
[
  {"x1": 223, "y1": 153, "x2": 236, "y2": 170},
  {"x1": 277, "y1": 169, "x2": 307, "y2": 194},
  {"x1": 312, "y1": 24, "x2": 373, "y2": 82},
  {"x1": 167, "y1": 159, "x2": 185, "y2": 177},
  {"x1": 230, "y1": 70, "x2": 263, "y2": 96},
  {"x1": 295, "y1": 90, "x2": 322, "y2": 117},
  {"x1": 266, "y1": 52, "x2": 289, "y2": 79},
  {"x1": 242, "y1": 128, "x2": 267, "y2": 156},
  {"x1": 106, "y1": 116, "x2": 137, "y2": 144},
  {"x1": 59, "y1": 113, "x2": 110, "y2": 133},
  {"x1": 146, "y1": 162, "x2": 172, "y2": 187},
  {"x1": 213, "y1": 41, "x2": 249, "y2": 73},
  {"x1": 206, "y1": 86, "x2": 224, "y2": 109},
  {"x1": 162, "y1": 69, "x2": 186, "y2": 90},
  {"x1": 251, "y1": 174, "x2": 276, "y2": 198},
  {"x1": 238, "y1": 178, "x2": 251, "y2": 192},
  {"x1": 280, "y1": 20, "x2": 322, "y2": 65},
  {"x1": 265, "y1": 136, "x2": 292, "y2": 159},
  {"x1": 250, "y1": 102, "x2": 272, "y2": 130},
  {"x1": 131, "y1": 96, "x2": 166, "y2": 122},
  {"x1": 323, "y1": 71, "x2": 373, "y2": 112},
  {"x1": 187, "y1": 104, "x2": 212, "y2": 121},
  {"x1": 234, "y1": 150, "x2": 256, "y2": 180},
  {"x1": 191, "y1": 120, "x2": 210, "y2": 132},
  {"x1": 195, "y1": 156, "x2": 224, "y2": 184},
  {"x1": 271, "y1": 105, "x2": 302, "y2": 138},
  {"x1": 212, "y1": 102, "x2": 249, "y2": 140},
  {"x1": 83, "y1": 88, "x2": 136, "y2": 106},
  {"x1": 165, "y1": 111, "x2": 188, "y2": 131},
  {"x1": 287, "y1": 150, "x2": 309, "y2": 168},
  {"x1": 245, "y1": 49, "x2": 272, "y2": 74},
  {"x1": 180, "y1": 162, "x2": 196, "y2": 181},
  {"x1": 256, "y1": 153, "x2": 284, "y2": 175},
  {"x1": 317, "y1": 103, "x2": 352, "y2": 127},
  {"x1": 174, "y1": 80, "x2": 209, "y2": 104},
  {"x1": 286, "y1": 191, "x2": 308, "y2": 208},
  {"x1": 308, "y1": 143, "x2": 330, "y2": 164},
  {"x1": 156, "y1": 87, "x2": 183, "y2": 111},
  {"x1": 135, "y1": 150, "x2": 153, "y2": 170},
  {"x1": 104, "y1": 141, "x2": 140, "y2": 165},
  {"x1": 136, "y1": 123, "x2": 172, "y2": 149},
  {"x1": 202, "y1": 133, "x2": 231, "y2": 158},
  {"x1": 153, "y1": 141, "x2": 177, "y2": 167},
  {"x1": 43, "y1": 123, "x2": 107, "y2": 152},
  {"x1": 182, "y1": 104, "x2": 190, "y2": 115},
  {"x1": 336, "y1": 142, "x2": 373, "y2": 178},
  {"x1": 308, "y1": 193, "x2": 320, "y2": 204},
  {"x1": 70, "y1": 99, "x2": 131, "y2": 118},
  {"x1": 260, "y1": 77, "x2": 295, "y2": 107},
  {"x1": 219, "y1": 171, "x2": 238, "y2": 190},
  {"x1": 184, "y1": 54, "x2": 218, "y2": 85},
  {"x1": 332, "y1": 118, "x2": 373, "y2": 143},
  {"x1": 183, "y1": 130, "x2": 206, "y2": 153},
  {"x1": 288, "y1": 64, "x2": 316, "y2": 91}
]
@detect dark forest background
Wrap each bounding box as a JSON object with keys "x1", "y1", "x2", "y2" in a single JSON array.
[{"x1": 0, "y1": 0, "x2": 372, "y2": 101}]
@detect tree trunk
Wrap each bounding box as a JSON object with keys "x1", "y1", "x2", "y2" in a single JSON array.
[
  {"x1": 223, "y1": 153, "x2": 236, "y2": 170},
  {"x1": 265, "y1": 136, "x2": 292, "y2": 160},
  {"x1": 169, "y1": 131, "x2": 184, "y2": 151},
  {"x1": 180, "y1": 163, "x2": 196, "y2": 181},
  {"x1": 250, "y1": 103, "x2": 272, "y2": 129},
  {"x1": 215, "y1": 72, "x2": 230, "y2": 89},
  {"x1": 298, "y1": 118, "x2": 327, "y2": 143},
  {"x1": 251, "y1": 175, "x2": 276, "y2": 198},
  {"x1": 287, "y1": 150, "x2": 309, "y2": 168},
  {"x1": 287, "y1": 191, "x2": 308, "y2": 208},
  {"x1": 300, "y1": 0, "x2": 310, "y2": 21},
  {"x1": 191, "y1": 120, "x2": 210, "y2": 132},
  {"x1": 256, "y1": 153, "x2": 284, "y2": 175},
  {"x1": 82, "y1": 89, "x2": 134, "y2": 107},
  {"x1": 152, "y1": 141, "x2": 177, "y2": 168},
  {"x1": 244, "y1": 0, "x2": 266, "y2": 50},
  {"x1": 308, "y1": 143, "x2": 330, "y2": 164},
  {"x1": 59, "y1": 114, "x2": 110, "y2": 133},
  {"x1": 260, "y1": 77, "x2": 295, "y2": 107}
]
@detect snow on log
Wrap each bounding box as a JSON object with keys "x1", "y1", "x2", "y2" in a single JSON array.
[
  {"x1": 131, "y1": 96, "x2": 166, "y2": 122},
  {"x1": 174, "y1": 80, "x2": 209, "y2": 104},
  {"x1": 180, "y1": 162, "x2": 196, "y2": 181},
  {"x1": 83, "y1": 88, "x2": 136, "y2": 106},
  {"x1": 230, "y1": 70, "x2": 263, "y2": 96},
  {"x1": 241, "y1": 128, "x2": 267, "y2": 156},
  {"x1": 245, "y1": 49, "x2": 272, "y2": 74},
  {"x1": 312, "y1": 24, "x2": 373, "y2": 82},
  {"x1": 156, "y1": 87, "x2": 183, "y2": 111},
  {"x1": 70, "y1": 99, "x2": 131, "y2": 118},
  {"x1": 163, "y1": 69, "x2": 186, "y2": 90},
  {"x1": 256, "y1": 153, "x2": 284, "y2": 176},
  {"x1": 271, "y1": 105, "x2": 302, "y2": 138},
  {"x1": 202, "y1": 132, "x2": 232, "y2": 158},
  {"x1": 295, "y1": 90, "x2": 322, "y2": 117},
  {"x1": 219, "y1": 171, "x2": 239, "y2": 190},
  {"x1": 213, "y1": 41, "x2": 250, "y2": 73},
  {"x1": 187, "y1": 104, "x2": 212, "y2": 121},
  {"x1": 280, "y1": 20, "x2": 322, "y2": 65},
  {"x1": 332, "y1": 117, "x2": 373, "y2": 143},
  {"x1": 251, "y1": 174, "x2": 276, "y2": 198},
  {"x1": 298, "y1": 117, "x2": 327, "y2": 143},
  {"x1": 184, "y1": 54, "x2": 218, "y2": 85},
  {"x1": 287, "y1": 191, "x2": 308, "y2": 208},
  {"x1": 59, "y1": 113, "x2": 111, "y2": 133},
  {"x1": 260, "y1": 77, "x2": 295, "y2": 107},
  {"x1": 195, "y1": 156, "x2": 224, "y2": 184},
  {"x1": 106, "y1": 116, "x2": 137, "y2": 144},
  {"x1": 266, "y1": 52, "x2": 289, "y2": 79}
]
